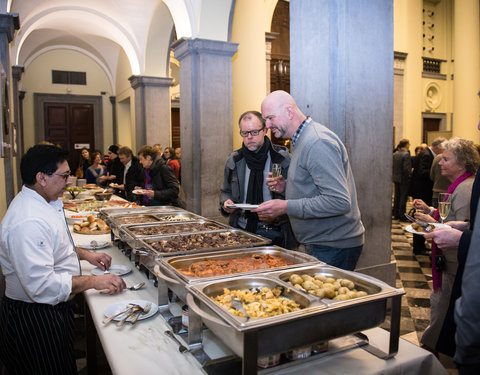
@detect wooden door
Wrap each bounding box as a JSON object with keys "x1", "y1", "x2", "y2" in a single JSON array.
[
  {"x1": 171, "y1": 107, "x2": 180, "y2": 149},
  {"x1": 422, "y1": 118, "x2": 440, "y2": 143},
  {"x1": 44, "y1": 102, "x2": 95, "y2": 172}
]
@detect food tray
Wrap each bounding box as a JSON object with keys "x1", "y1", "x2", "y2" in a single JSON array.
[
  {"x1": 123, "y1": 219, "x2": 230, "y2": 238},
  {"x1": 154, "y1": 247, "x2": 319, "y2": 303},
  {"x1": 159, "y1": 247, "x2": 319, "y2": 284},
  {"x1": 98, "y1": 206, "x2": 183, "y2": 222},
  {"x1": 139, "y1": 229, "x2": 271, "y2": 257},
  {"x1": 185, "y1": 269, "x2": 404, "y2": 371},
  {"x1": 107, "y1": 211, "x2": 200, "y2": 239}
]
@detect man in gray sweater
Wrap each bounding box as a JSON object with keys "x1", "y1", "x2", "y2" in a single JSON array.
[{"x1": 254, "y1": 90, "x2": 364, "y2": 270}]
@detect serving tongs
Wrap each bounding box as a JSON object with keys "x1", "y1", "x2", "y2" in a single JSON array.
[{"x1": 404, "y1": 214, "x2": 433, "y2": 232}]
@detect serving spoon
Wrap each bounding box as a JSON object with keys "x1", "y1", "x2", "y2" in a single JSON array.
[
  {"x1": 232, "y1": 298, "x2": 249, "y2": 320},
  {"x1": 165, "y1": 330, "x2": 189, "y2": 353}
]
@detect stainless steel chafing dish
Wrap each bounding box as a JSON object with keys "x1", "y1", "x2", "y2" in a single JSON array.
[
  {"x1": 99, "y1": 205, "x2": 182, "y2": 221},
  {"x1": 154, "y1": 246, "x2": 319, "y2": 304},
  {"x1": 104, "y1": 210, "x2": 201, "y2": 239},
  {"x1": 138, "y1": 229, "x2": 271, "y2": 258},
  {"x1": 120, "y1": 219, "x2": 231, "y2": 249},
  {"x1": 185, "y1": 265, "x2": 403, "y2": 373}
]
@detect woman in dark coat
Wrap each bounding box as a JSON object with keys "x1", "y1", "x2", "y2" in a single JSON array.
[{"x1": 137, "y1": 145, "x2": 179, "y2": 206}]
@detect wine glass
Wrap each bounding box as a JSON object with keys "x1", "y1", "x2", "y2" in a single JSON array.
[
  {"x1": 271, "y1": 163, "x2": 281, "y2": 192},
  {"x1": 438, "y1": 193, "x2": 452, "y2": 224},
  {"x1": 271, "y1": 163, "x2": 282, "y2": 178}
]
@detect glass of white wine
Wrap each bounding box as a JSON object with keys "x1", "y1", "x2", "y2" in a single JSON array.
[
  {"x1": 271, "y1": 163, "x2": 282, "y2": 178},
  {"x1": 271, "y1": 163, "x2": 282, "y2": 192},
  {"x1": 438, "y1": 193, "x2": 452, "y2": 224}
]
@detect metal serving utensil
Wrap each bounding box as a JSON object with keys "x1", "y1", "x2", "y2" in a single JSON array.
[
  {"x1": 129, "y1": 302, "x2": 152, "y2": 325},
  {"x1": 404, "y1": 214, "x2": 433, "y2": 232},
  {"x1": 127, "y1": 282, "x2": 145, "y2": 291},
  {"x1": 164, "y1": 330, "x2": 189, "y2": 353},
  {"x1": 117, "y1": 302, "x2": 151, "y2": 327},
  {"x1": 232, "y1": 298, "x2": 249, "y2": 321},
  {"x1": 102, "y1": 303, "x2": 137, "y2": 324}
]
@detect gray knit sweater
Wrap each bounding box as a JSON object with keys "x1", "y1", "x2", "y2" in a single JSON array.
[{"x1": 286, "y1": 120, "x2": 364, "y2": 248}]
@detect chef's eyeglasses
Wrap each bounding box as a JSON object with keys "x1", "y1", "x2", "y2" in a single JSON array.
[
  {"x1": 240, "y1": 128, "x2": 264, "y2": 137},
  {"x1": 48, "y1": 171, "x2": 71, "y2": 181}
]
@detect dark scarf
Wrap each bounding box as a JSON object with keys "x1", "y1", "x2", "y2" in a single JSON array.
[{"x1": 239, "y1": 136, "x2": 271, "y2": 233}]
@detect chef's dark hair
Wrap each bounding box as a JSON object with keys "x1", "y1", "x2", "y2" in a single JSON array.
[{"x1": 21, "y1": 144, "x2": 69, "y2": 185}]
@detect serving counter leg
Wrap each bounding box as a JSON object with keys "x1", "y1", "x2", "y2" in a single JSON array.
[
  {"x1": 85, "y1": 304, "x2": 98, "y2": 375},
  {"x1": 243, "y1": 331, "x2": 258, "y2": 375},
  {"x1": 361, "y1": 294, "x2": 402, "y2": 359}
]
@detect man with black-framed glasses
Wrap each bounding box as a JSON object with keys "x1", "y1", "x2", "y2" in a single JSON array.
[
  {"x1": 219, "y1": 111, "x2": 295, "y2": 249},
  {"x1": 0, "y1": 144, "x2": 126, "y2": 374}
]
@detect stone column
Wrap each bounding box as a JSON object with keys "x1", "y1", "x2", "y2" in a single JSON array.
[
  {"x1": 11, "y1": 65, "x2": 23, "y2": 190},
  {"x1": 453, "y1": 0, "x2": 480, "y2": 139},
  {"x1": 0, "y1": 13, "x2": 19, "y2": 206},
  {"x1": 173, "y1": 38, "x2": 238, "y2": 216},
  {"x1": 265, "y1": 32, "x2": 279, "y2": 91},
  {"x1": 290, "y1": 0, "x2": 395, "y2": 284},
  {"x1": 394, "y1": 52, "x2": 407, "y2": 146},
  {"x1": 128, "y1": 75, "x2": 173, "y2": 151},
  {"x1": 109, "y1": 96, "x2": 117, "y2": 144}
]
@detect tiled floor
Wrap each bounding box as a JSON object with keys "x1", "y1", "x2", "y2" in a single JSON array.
[
  {"x1": 390, "y1": 213, "x2": 458, "y2": 375},
  {"x1": 75, "y1": 212, "x2": 459, "y2": 374}
]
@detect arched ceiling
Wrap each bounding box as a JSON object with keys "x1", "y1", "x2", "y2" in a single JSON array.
[{"x1": 8, "y1": 0, "x2": 235, "y2": 93}]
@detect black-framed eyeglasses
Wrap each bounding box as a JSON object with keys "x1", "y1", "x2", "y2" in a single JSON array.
[
  {"x1": 240, "y1": 128, "x2": 264, "y2": 137},
  {"x1": 48, "y1": 171, "x2": 71, "y2": 181}
]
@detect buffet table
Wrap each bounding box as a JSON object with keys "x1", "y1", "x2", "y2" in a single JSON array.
[{"x1": 75, "y1": 235, "x2": 448, "y2": 375}]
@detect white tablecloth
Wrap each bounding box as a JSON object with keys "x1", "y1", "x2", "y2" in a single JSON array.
[{"x1": 75, "y1": 232, "x2": 448, "y2": 375}]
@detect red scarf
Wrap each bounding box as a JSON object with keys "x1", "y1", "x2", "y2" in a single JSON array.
[{"x1": 431, "y1": 171, "x2": 473, "y2": 291}]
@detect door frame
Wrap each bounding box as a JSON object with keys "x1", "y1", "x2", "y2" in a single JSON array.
[{"x1": 34, "y1": 93, "x2": 103, "y2": 149}]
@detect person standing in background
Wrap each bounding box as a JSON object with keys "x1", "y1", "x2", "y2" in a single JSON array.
[
  {"x1": 115, "y1": 146, "x2": 145, "y2": 201},
  {"x1": 85, "y1": 151, "x2": 107, "y2": 186},
  {"x1": 163, "y1": 147, "x2": 181, "y2": 181},
  {"x1": 75, "y1": 147, "x2": 91, "y2": 178},
  {"x1": 99, "y1": 145, "x2": 123, "y2": 186},
  {"x1": 409, "y1": 138, "x2": 445, "y2": 255},
  {"x1": 137, "y1": 146, "x2": 180, "y2": 206},
  {"x1": 392, "y1": 139, "x2": 411, "y2": 221},
  {"x1": 152, "y1": 144, "x2": 163, "y2": 157},
  {"x1": 431, "y1": 152, "x2": 451, "y2": 208}
]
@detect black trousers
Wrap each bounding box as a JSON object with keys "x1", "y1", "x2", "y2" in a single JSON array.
[
  {"x1": 393, "y1": 181, "x2": 409, "y2": 219},
  {"x1": 0, "y1": 297, "x2": 77, "y2": 375}
]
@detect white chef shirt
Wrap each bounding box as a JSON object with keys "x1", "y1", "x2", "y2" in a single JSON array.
[{"x1": 0, "y1": 186, "x2": 81, "y2": 305}]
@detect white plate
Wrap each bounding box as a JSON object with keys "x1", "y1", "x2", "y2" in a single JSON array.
[
  {"x1": 78, "y1": 240, "x2": 110, "y2": 250},
  {"x1": 405, "y1": 223, "x2": 450, "y2": 235},
  {"x1": 132, "y1": 189, "x2": 148, "y2": 195},
  {"x1": 91, "y1": 264, "x2": 131, "y2": 276},
  {"x1": 109, "y1": 183, "x2": 121, "y2": 188},
  {"x1": 226, "y1": 204, "x2": 260, "y2": 210},
  {"x1": 104, "y1": 300, "x2": 158, "y2": 322}
]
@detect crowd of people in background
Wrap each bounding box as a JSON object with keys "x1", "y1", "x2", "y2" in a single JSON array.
[
  {"x1": 73, "y1": 143, "x2": 183, "y2": 208},
  {"x1": 392, "y1": 127, "x2": 480, "y2": 373}
]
